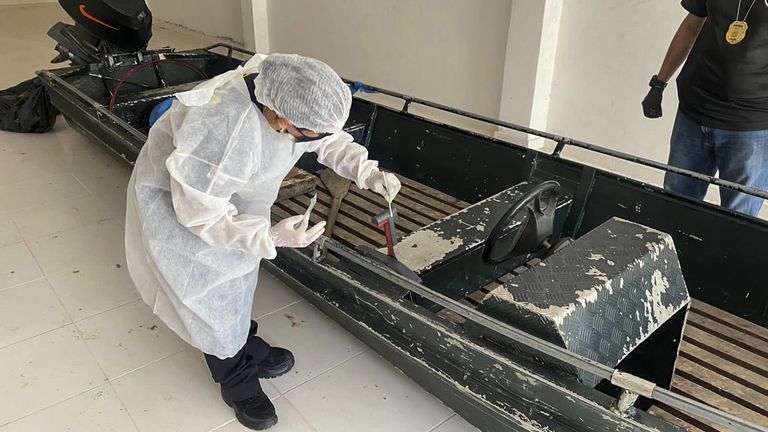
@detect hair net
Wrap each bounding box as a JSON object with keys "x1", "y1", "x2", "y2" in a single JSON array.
[{"x1": 253, "y1": 54, "x2": 352, "y2": 134}]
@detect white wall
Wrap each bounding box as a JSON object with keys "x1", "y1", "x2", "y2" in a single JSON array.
[
  {"x1": 148, "y1": 0, "x2": 244, "y2": 44},
  {"x1": 265, "y1": 0, "x2": 513, "y2": 120},
  {"x1": 0, "y1": 0, "x2": 56, "y2": 5},
  {"x1": 546, "y1": 1, "x2": 687, "y2": 185}
]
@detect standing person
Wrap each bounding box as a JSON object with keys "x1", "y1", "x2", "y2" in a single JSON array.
[
  {"x1": 642, "y1": 0, "x2": 768, "y2": 216},
  {"x1": 125, "y1": 53, "x2": 400, "y2": 430}
]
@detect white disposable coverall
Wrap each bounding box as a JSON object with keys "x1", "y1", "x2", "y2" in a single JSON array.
[{"x1": 125, "y1": 55, "x2": 379, "y2": 359}]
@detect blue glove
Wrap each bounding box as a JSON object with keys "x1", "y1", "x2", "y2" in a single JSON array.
[
  {"x1": 349, "y1": 82, "x2": 375, "y2": 96},
  {"x1": 149, "y1": 97, "x2": 176, "y2": 127}
]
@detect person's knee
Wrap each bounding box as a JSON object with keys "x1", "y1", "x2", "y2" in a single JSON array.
[
  {"x1": 664, "y1": 172, "x2": 708, "y2": 199},
  {"x1": 720, "y1": 190, "x2": 763, "y2": 216}
]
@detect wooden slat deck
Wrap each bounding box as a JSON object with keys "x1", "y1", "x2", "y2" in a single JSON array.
[
  {"x1": 272, "y1": 172, "x2": 471, "y2": 250},
  {"x1": 657, "y1": 300, "x2": 768, "y2": 431},
  {"x1": 443, "y1": 283, "x2": 768, "y2": 431},
  {"x1": 273, "y1": 171, "x2": 768, "y2": 432}
]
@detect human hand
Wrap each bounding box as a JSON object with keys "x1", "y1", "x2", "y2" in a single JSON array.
[{"x1": 366, "y1": 171, "x2": 401, "y2": 203}]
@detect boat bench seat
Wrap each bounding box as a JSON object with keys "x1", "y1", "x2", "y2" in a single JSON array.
[
  {"x1": 388, "y1": 182, "x2": 573, "y2": 308},
  {"x1": 470, "y1": 217, "x2": 691, "y2": 389},
  {"x1": 393, "y1": 181, "x2": 572, "y2": 275}
]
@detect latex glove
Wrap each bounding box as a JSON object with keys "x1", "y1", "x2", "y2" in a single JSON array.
[
  {"x1": 270, "y1": 215, "x2": 326, "y2": 248},
  {"x1": 642, "y1": 75, "x2": 667, "y2": 119},
  {"x1": 365, "y1": 171, "x2": 401, "y2": 203}
]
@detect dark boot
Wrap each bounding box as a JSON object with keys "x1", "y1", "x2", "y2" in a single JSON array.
[
  {"x1": 223, "y1": 390, "x2": 278, "y2": 431},
  {"x1": 257, "y1": 347, "x2": 295, "y2": 379}
]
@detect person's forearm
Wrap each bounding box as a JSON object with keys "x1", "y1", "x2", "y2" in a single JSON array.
[{"x1": 657, "y1": 14, "x2": 707, "y2": 82}]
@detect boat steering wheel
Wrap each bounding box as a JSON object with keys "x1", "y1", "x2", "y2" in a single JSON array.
[{"x1": 482, "y1": 181, "x2": 560, "y2": 265}]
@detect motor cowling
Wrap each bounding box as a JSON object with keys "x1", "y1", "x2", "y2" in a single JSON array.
[{"x1": 58, "y1": 0, "x2": 152, "y2": 52}]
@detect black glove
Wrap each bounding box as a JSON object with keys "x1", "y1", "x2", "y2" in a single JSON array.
[{"x1": 642, "y1": 75, "x2": 667, "y2": 119}]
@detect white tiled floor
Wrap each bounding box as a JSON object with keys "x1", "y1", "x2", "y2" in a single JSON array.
[{"x1": 0, "y1": 3, "x2": 475, "y2": 432}]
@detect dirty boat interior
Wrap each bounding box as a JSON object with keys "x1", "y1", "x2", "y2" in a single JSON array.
[{"x1": 36, "y1": 44, "x2": 768, "y2": 432}]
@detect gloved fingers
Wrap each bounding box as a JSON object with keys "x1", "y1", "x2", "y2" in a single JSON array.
[
  {"x1": 293, "y1": 222, "x2": 326, "y2": 248},
  {"x1": 370, "y1": 182, "x2": 386, "y2": 196},
  {"x1": 382, "y1": 173, "x2": 401, "y2": 203},
  {"x1": 304, "y1": 221, "x2": 327, "y2": 243},
  {"x1": 642, "y1": 88, "x2": 663, "y2": 119},
  {"x1": 280, "y1": 215, "x2": 304, "y2": 230},
  {"x1": 642, "y1": 104, "x2": 662, "y2": 119},
  {"x1": 297, "y1": 212, "x2": 311, "y2": 231}
]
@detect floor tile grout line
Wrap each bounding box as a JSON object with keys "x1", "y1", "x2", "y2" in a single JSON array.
[
  {"x1": 0, "y1": 381, "x2": 106, "y2": 429},
  {"x1": 0, "y1": 273, "x2": 141, "y2": 344},
  {"x1": 0, "y1": 313, "x2": 74, "y2": 352},
  {"x1": 0, "y1": 238, "x2": 46, "y2": 293},
  {"x1": 280, "y1": 348, "x2": 372, "y2": 396},
  {"x1": 207, "y1": 418, "x2": 238, "y2": 432},
  {"x1": 4, "y1": 216, "x2": 22, "y2": 247},
  {"x1": 15, "y1": 211, "x2": 127, "y2": 243},
  {"x1": 105, "y1": 345, "x2": 191, "y2": 382},
  {"x1": 253, "y1": 299, "x2": 305, "y2": 321},
  {"x1": 280, "y1": 396, "x2": 321, "y2": 432},
  {"x1": 70, "y1": 171, "x2": 98, "y2": 199},
  {"x1": 426, "y1": 413, "x2": 457, "y2": 432},
  {"x1": 107, "y1": 381, "x2": 144, "y2": 432},
  {"x1": 0, "y1": 173, "x2": 94, "y2": 214},
  {"x1": 64, "y1": 302, "x2": 114, "y2": 398},
  {"x1": 20, "y1": 218, "x2": 128, "y2": 281},
  {"x1": 22, "y1": 237, "x2": 46, "y2": 279},
  {"x1": 0, "y1": 274, "x2": 46, "y2": 293},
  {"x1": 20, "y1": 215, "x2": 126, "y2": 250},
  {"x1": 70, "y1": 295, "x2": 143, "y2": 324}
]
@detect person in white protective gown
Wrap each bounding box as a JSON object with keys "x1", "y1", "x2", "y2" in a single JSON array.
[{"x1": 124, "y1": 53, "x2": 400, "y2": 430}]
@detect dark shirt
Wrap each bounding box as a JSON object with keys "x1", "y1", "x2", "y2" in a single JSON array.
[
  {"x1": 243, "y1": 73, "x2": 261, "y2": 108},
  {"x1": 677, "y1": 0, "x2": 768, "y2": 130}
]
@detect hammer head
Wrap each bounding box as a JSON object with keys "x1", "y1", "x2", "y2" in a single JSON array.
[{"x1": 371, "y1": 207, "x2": 398, "y2": 227}]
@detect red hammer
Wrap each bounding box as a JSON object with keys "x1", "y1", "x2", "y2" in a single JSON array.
[{"x1": 372, "y1": 207, "x2": 398, "y2": 258}]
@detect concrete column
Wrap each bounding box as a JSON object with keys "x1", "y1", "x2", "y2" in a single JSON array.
[
  {"x1": 495, "y1": 0, "x2": 562, "y2": 148},
  {"x1": 241, "y1": 0, "x2": 270, "y2": 53}
]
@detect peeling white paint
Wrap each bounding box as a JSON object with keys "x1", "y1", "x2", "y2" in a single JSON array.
[
  {"x1": 586, "y1": 266, "x2": 609, "y2": 283},
  {"x1": 394, "y1": 229, "x2": 465, "y2": 272},
  {"x1": 576, "y1": 286, "x2": 600, "y2": 306},
  {"x1": 309, "y1": 236, "x2": 678, "y2": 432},
  {"x1": 643, "y1": 270, "x2": 677, "y2": 329},
  {"x1": 445, "y1": 338, "x2": 465, "y2": 349},
  {"x1": 491, "y1": 286, "x2": 576, "y2": 327}
]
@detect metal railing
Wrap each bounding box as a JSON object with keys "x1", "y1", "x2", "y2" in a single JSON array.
[{"x1": 318, "y1": 238, "x2": 765, "y2": 432}]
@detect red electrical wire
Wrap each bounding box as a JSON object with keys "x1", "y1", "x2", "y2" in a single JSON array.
[{"x1": 108, "y1": 58, "x2": 208, "y2": 112}]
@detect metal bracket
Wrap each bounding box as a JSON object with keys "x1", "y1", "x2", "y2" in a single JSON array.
[
  {"x1": 614, "y1": 389, "x2": 640, "y2": 414},
  {"x1": 611, "y1": 370, "x2": 656, "y2": 399},
  {"x1": 311, "y1": 237, "x2": 328, "y2": 263},
  {"x1": 402, "y1": 98, "x2": 413, "y2": 113},
  {"x1": 552, "y1": 137, "x2": 571, "y2": 158}
]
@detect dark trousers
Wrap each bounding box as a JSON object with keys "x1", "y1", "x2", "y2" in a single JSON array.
[
  {"x1": 665, "y1": 109, "x2": 768, "y2": 216},
  {"x1": 204, "y1": 320, "x2": 271, "y2": 401}
]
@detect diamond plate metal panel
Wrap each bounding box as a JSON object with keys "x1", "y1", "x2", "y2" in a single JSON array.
[{"x1": 473, "y1": 217, "x2": 691, "y2": 387}]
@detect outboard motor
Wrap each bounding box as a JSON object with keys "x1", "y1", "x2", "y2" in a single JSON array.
[{"x1": 47, "y1": 0, "x2": 152, "y2": 65}]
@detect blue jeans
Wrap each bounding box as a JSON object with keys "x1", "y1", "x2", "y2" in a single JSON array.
[{"x1": 664, "y1": 110, "x2": 768, "y2": 217}]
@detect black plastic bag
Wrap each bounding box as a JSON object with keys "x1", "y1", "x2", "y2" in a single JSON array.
[{"x1": 0, "y1": 77, "x2": 59, "y2": 133}]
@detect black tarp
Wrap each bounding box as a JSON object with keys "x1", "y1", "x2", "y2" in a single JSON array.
[{"x1": 0, "y1": 77, "x2": 59, "y2": 133}]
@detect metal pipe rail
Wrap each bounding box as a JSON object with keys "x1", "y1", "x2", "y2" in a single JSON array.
[
  {"x1": 205, "y1": 43, "x2": 767, "y2": 201},
  {"x1": 201, "y1": 43, "x2": 768, "y2": 202},
  {"x1": 317, "y1": 238, "x2": 767, "y2": 432},
  {"x1": 348, "y1": 82, "x2": 768, "y2": 202}
]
